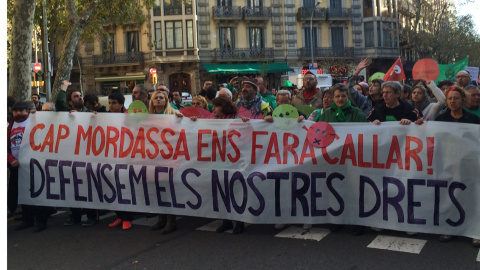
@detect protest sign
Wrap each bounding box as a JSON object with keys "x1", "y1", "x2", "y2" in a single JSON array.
[
  {"x1": 18, "y1": 112, "x2": 480, "y2": 238},
  {"x1": 436, "y1": 57, "x2": 469, "y2": 83},
  {"x1": 412, "y1": 59, "x2": 439, "y2": 81}
]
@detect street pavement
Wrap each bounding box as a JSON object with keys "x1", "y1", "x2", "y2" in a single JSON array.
[{"x1": 7, "y1": 209, "x2": 480, "y2": 270}]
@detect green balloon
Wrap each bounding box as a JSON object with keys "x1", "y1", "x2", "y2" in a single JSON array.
[
  {"x1": 368, "y1": 72, "x2": 385, "y2": 84},
  {"x1": 272, "y1": 104, "x2": 299, "y2": 130},
  {"x1": 127, "y1": 100, "x2": 148, "y2": 114}
]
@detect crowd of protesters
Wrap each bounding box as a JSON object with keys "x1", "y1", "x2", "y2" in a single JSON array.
[{"x1": 7, "y1": 59, "x2": 480, "y2": 247}]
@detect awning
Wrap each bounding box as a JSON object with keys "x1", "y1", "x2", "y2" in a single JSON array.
[
  {"x1": 203, "y1": 63, "x2": 294, "y2": 75},
  {"x1": 95, "y1": 75, "x2": 145, "y2": 82}
]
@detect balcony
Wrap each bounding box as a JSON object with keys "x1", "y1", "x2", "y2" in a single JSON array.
[
  {"x1": 297, "y1": 7, "x2": 327, "y2": 20},
  {"x1": 212, "y1": 6, "x2": 243, "y2": 20},
  {"x1": 327, "y1": 8, "x2": 352, "y2": 19},
  {"x1": 92, "y1": 52, "x2": 144, "y2": 66},
  {"x1": 164, "y1": 5, "x2": 182, "y2": 15},
  {"x1": 215, "y1": 48, "x2": 274, "y2": 60},
  {"x1": 297, "y1": 7, "x2": 352, "y2": 20},
  {"x1": 299, "y1": 47, "x2": 354, "y2": 58},
  {"x1": 243, "y1": 6, "x2": 272, "y2": 20}
]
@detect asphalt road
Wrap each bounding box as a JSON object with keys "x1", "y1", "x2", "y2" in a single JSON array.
[{"x1": 7, "y1": 209, "x2": 480, "y2": 270}]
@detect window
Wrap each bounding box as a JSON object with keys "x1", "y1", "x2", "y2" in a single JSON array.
[
  {"x1": 330, "y1": 0, "x2": 342, "y2": 9},
  {"x1": 102, "y1": 34, "x2": 115, "y2": 55},
  {"x1": 377, "y1": 21, "x2": 381, "y2": 46},
  {"x1": 219, "y1": 27, "x2": 234, "y2": 49},
  {"x1": 364, "y1": 22, "x2": 374, "y2": 47},
  {"x1": 383, "y1": 22, "x2": 392, "y2": 47},
  {"x1": 165, "y1": 21, "x2": 183, "y2": 49},
  {"x1": 126, "y1": 31, "x2": 139, "y2": 52},
  {"x1": 154, "y1": 22, "x2": 162, "y2": 50},
  {"x1": 331, "y1": 27, "x2": 344, "y2": 56},
  {"x1": 186, "y1": 20, "x2": 194, "y2": 48},
  {"x1": 303, "y1": 0, "x2": 315, "y2": 8},
  {"x1": 164, "y1": 0, "x2": 182, "y2": 15},
  {"x1": 249, "y1": 27, "x2": 264, "y2": 50},
  {"x1": 217, "y1": 0, "x2": 232, "y2": 6},
  {"x1": 303, "y1": 27, "x2": 318, "y2": 49},
  {"x1": 248, "y1": 0, "x2": 263, "y2": 7}
]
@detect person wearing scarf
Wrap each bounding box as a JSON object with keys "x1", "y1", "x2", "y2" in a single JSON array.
[
  {"x1": 319, "y1": 83, "x2": 366, "y2": 123},
  {"x1": 235, "y1": 78, "x2": 271, "y2": 118}
]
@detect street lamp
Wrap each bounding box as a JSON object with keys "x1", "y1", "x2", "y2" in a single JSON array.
[{"x1": 310, "y1": 0, "x2": 321, "y2": 67}]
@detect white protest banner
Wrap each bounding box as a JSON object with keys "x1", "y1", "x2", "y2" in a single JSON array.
[
  {"x1": 465, "y1": 66, "x2": 479, "y2": 83},
  {"x1": 18, "y1": 112, "x2": 480, "y2": 238}
]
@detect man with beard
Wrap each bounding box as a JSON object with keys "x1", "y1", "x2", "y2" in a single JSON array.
[
  {"x1": 291, "y1": 71, "x2": 323, "y2": 108},
  {"x1": 235, "y1": 77, "x2": 271, "y2": 118},
  {"x1": 55, "y1": 80, "x2": 98, "y2": 227},
  {"x1": 55, "y1": 80, "x2": 89, "y2": 112},
  {"x1": 455, "y1": 70, "x2": 471, "y2": 88}
]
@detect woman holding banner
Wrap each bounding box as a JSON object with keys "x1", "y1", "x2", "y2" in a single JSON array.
[
  {"x1": 435, "y1": 86, "x2": 480, "y2": 247},
  {"x1": 148, "y1": 90, "x2": 183, "y2": 234}
]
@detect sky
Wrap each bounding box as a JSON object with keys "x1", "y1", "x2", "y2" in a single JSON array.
[{"x1": 455, "y1": 0, "x2": 480, "y2": 34}]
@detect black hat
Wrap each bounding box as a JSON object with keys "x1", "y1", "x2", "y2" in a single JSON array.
[{"x1": 12, "y1": 101, "x2": 29, "y2": 111}]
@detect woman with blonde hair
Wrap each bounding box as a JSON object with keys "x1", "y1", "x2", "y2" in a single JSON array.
[
  {"x1": 191, "y1": 95, "x2": 208, "y2": 110},
  {"x1": 148, "y1": 90, "x2": 183, "y2": 234}
]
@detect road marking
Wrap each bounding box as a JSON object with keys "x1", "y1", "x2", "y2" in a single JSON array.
[
  {"x1": 477, "y1": 249, "x2": 480, "y2": 262},
  {"x1": 274, "y1": 226, "x2": 330, "y2": 241},
  {"x1": 196, "y1": 220, "x2": 249, "y2": 233},
  {"x1": 367, "y1": 235, "x2": 426, "y2": 254}
]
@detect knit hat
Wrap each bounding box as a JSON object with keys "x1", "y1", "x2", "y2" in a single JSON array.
[
  {"x1": 242, "y1": 78, "x2": 259, "y2": 91},
  {"x1": 12, "y1": 101, "x2": 30, "y2": 111}
]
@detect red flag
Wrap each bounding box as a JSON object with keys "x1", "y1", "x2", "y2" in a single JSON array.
[{"x1": 383, "y1": 57, "x2": 406, "y2": 81}]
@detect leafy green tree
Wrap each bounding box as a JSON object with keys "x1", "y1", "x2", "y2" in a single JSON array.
[{"x1": 7, "y1": 0, "x2": 155, "y2": 102}]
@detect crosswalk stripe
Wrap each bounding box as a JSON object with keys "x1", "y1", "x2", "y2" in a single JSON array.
[
  {"x1": 476, "y1": 249, "x2": 480, "y2": 262},
  {"x1": 367, "y1": 235, "x2": 427, "y2": 254},
  {"x1": 274, "y1": 226, "x2": 330, "y2": 241},
  {"x1": 195, "y1": 220, "x2": 249, "y2": 233}
]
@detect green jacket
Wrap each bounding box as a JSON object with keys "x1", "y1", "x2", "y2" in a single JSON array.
[
  {"x1": 319, "y1": 106, "x2": 367, "y2": 123},
  {"x1": 259, "y1": 93, "x2": 277, "y2": 110},
  {"x1": 55, "y1": 90, "x2": 89, "y2": 112}
]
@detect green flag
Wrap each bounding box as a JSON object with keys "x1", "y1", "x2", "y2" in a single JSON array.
[{"x1": 436, "y1": 57, "x2": 468, "y2": 83}]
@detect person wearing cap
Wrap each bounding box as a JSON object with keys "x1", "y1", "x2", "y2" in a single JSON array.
[
  {"x1": 8, "y1": 101, "x2": 52, "y2": 232},
  {"x1": 256, "y1": 76, "x2": 277, "y2": 110},
  {"x1": 281, "y1": 80, "x2": 295, "y2": 100},
  {"x1": 235, "y1": 77, "x2": 272, "y2": 118},
  {"x1": 291, "y1": 71, "x2": 323, "y2": 108}
]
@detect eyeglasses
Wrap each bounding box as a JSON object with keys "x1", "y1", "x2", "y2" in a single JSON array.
[
  {"x1": 456, "y1": 75, "x2": 469, "y2": 79},
  {"x1": 192, "y1": 102, "x2": 203, "y2": 106},
  {"x1": 304, "y1": 77, "x2": 316, "y2": 81}
]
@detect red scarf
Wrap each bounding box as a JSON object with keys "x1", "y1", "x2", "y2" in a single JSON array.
[{"x1": 303, "y1": 88, "x2": 319, "y2": 103}]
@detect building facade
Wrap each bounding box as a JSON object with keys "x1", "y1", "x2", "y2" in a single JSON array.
[
  {"x1": 197, "y1": 0, "x2": 357, "y2": 87},
  {"x1": 52, "y1": 1, "x2": 200, "y2": 97}
]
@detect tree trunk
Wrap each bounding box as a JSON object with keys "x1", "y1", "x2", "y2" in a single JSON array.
[
  {"x1": 50, "y1": 22, "x2": 83, "y2": 102},
  {"x1": 8, "y1": 0, "x2": 36, "y2": 101}
]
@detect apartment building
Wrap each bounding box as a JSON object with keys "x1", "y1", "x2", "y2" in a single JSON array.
[
  {"x1": 52, "y1": 1, "x2": 200, "y2": 96},
  {"x1": 197, "y1": 0, "x2": 356, "y2": 87},
  {"x1": 353, "y1": 0, "x2": 400, "y2": 75}
]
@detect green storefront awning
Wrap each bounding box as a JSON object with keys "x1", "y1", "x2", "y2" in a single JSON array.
[
  {"x1": 203, "y1": 63, "x2": 294, "y2": 75},
  {"x1": 95, "y1": 75, "x2": 145, "y2": 82}
]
